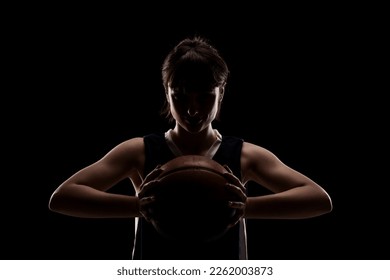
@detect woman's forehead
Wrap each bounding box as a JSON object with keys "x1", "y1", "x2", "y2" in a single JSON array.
[
  {"x1": 171, "y1": 79, "x2": 215, "y2": 90},
  {"x1": 172, "y1": 61, "x2": 215, "y2": 83},
  {"x1": 171, "y1": 74, "x2": 216, "y2": 90}
]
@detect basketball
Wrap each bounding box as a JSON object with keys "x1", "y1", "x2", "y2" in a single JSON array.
[{"x1": 139, "y1": 155, "x2": 240, "y2": 242}]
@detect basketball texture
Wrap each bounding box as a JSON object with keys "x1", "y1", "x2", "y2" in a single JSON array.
[{"x1": 140, "y1": 155, "x2": 240, "y2": 242}]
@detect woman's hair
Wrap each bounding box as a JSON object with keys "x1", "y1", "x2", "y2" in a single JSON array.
[{"x1": 161, "y1": 36, "x2": 230, "y2": 123}]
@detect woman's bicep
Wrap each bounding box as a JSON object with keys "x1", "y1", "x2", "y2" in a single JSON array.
[
  {"x1": 59, "y1": 138, "x2": 144, "y2": 192},
  {"x1": 241, "y1": 142, "x2": 314, "y2": 193}
]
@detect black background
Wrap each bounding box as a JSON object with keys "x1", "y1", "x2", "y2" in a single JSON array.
[{"x1": 3, "y1": 4, "x2": 388, "y2": 260}]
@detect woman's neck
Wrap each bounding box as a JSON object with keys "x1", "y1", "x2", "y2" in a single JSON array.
[{"x1": 169, "y1": 125, "x2": 218, "y2": 156}]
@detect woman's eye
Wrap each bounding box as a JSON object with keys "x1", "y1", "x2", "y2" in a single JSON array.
[
  {"x1": 172, "y1": 95, "x2": 186, "y2": 101},
  {"x1": 199, "y1": 94, "x2": 215, "y2": 101}
]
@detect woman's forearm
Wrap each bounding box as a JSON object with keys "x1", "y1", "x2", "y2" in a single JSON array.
[
  {"x1": 244, "y1": 186, "x2": 332, "y2": 219},
  {"x1": 48, "y1": 184, "x2": 141, "y2": 218}
]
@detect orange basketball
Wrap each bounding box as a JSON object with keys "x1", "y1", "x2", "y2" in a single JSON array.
[{"x1": 140, "y1": 155, "x2": 240, "y2": 242}]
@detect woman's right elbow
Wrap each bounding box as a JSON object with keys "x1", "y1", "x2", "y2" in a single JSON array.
[{"x1": 48, "y1": 190, "x2": 64, "y2": 213}]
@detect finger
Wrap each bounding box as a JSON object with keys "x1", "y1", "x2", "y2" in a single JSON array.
[
  {"x1": 226, "y1": 183, "x2": 247, "y2": 201},
  {"x1": 223, "y1": 164, "x2": 233, "y2": 174},
  {"x1": 138, "y1": 180, "x2": 160, "y2": 197},
  {"x1": 144, "y1": 165, "x2": 163, "y2": 181},
  {"x1": 222, "y1": 172, "x2": 244, "y2": 190},
  {"x1": 139, "y1": 196, "x2": 156, "y2": 206},
  {"x1": 228, "y1": 201, "x2": 246, "y2": 209},
  {"x1": 139, "y1": 196, "x2": 156, "y2": 222}
]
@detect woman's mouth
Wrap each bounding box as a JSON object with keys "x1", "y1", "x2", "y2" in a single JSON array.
[{"x1": 185, "y1": 117, "x2": 202, "y2": 126}]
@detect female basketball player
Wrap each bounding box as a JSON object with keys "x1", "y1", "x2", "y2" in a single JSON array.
[{"x1": 48, "y1": 36, "x2": 333, "y2": 260}]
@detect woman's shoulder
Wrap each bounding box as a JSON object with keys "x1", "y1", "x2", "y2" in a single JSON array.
[
  {"x1": 241, "y1": 141, "x2": 277, "y2": 160},
  {"x1": 241, "y1": 141, "x2": 282, "y2": 172},
  {"x1": 102, "y1": 137, "x2": 145, "y2": 164},
  {"x1": 116, "y1": 137, "x2": 145, "y2": 149}
]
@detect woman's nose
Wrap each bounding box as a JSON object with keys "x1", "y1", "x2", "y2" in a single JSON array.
[
  {"x1": 186, "y1": 94, "x2": 200, "y2": 117},
  {"x1": 187, "y1": 106, "x2": 199, "y2": 117}
]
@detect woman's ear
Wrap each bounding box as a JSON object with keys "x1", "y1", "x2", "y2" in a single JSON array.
[
  {"x1": 219, "y1": 86, "x2": 225, "y2": 102},
  {"x1": 165, "y1": 87, "x2": 170, "y2": 102}
]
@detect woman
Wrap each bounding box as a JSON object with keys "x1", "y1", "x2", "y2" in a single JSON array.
[{"x1": 48, "y1": 36, "x2": 332, "y2": 260}]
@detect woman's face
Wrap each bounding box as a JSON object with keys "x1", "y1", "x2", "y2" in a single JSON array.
[{"x1": 167, "y1": 84, "x2": 222, "y2": 134}]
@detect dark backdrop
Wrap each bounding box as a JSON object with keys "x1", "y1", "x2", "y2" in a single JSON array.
[{"x1": 3, "y1": 5, "x2": 388, "y2": 260}]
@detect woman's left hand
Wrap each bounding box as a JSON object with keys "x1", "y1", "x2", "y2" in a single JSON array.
[{"x1": 222, "y1": 165, "x2": 247, "y2": 228}]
